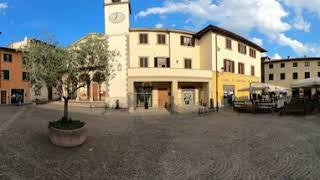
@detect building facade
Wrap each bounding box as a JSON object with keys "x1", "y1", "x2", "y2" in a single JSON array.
[
  {"x1": 0, "y1": 47, "x2": 31, "y2": 104},
  {"x1": 262, "y1": 57, "x2": 320, "y2": 93},
  {"x1": 262, "y1": 56, "x2": 320, "y2": 89},
  {"x1": 104, "y1": 0, "x2": 266, "y2": 112},
  {"x1": 9, "y1": 37, "x2": 60, "y2": 102}
]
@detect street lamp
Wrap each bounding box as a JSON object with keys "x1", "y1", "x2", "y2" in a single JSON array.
[{"x1": 215, "y1": 34, "x2": 221, "y2": 112}]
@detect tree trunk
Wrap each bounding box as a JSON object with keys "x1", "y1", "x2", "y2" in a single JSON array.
[
  {"x1": 99, "y1": 83, "x2": 101, "y2": 101},
  {"x1": 63, "y1": 97, "x2": 69, "y2": 121}
]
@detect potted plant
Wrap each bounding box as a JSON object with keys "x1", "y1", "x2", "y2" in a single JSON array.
[{"x1": 23, "y1": 34, "x2": 117, "y2": 147}]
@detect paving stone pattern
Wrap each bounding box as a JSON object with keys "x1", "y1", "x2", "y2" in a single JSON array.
[{"x1": 0, "y1": 104, "x2": 320, "y2": 180}]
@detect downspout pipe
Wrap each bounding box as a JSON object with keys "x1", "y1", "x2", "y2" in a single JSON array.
[{"x1": 215, "y1": 33, "x2": 219, "y2": 112}]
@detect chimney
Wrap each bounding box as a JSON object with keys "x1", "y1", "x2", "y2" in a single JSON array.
[{"x1": 287, "y1": 56, "x2": 290, "y2": 59}]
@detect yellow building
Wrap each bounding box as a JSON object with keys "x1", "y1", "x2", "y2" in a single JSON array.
[
  {"x1": 104, "y1": 0, "x2": 266, "y2": 112},
  {"x1": 262, "y1": 57, "x2": 320, "y2": 92}
]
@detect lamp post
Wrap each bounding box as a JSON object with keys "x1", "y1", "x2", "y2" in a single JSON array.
[{"x1": 215, "y1": 34, "x2": 221, "y2": 112}]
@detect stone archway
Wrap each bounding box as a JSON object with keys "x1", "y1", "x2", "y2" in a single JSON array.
[
  {"x1": 93, "y1": 72, "x2": 106, "y2": 101},
  {"x1": 78, "y1": 73, "x2": 91, "y2": 101}
]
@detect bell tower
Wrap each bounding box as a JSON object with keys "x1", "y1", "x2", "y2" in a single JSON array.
[{"x1": 104, "y1": 0, "x2": 130, "y2": 108}]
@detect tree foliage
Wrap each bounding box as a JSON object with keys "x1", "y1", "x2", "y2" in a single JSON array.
[{"x1": 23, "y1": 33, "x2": 118, "y2": 120}]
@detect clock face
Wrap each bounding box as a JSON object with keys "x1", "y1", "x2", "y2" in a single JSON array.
[{"x1": 109, "y1": 12, "x2": 125, "y2": 24}]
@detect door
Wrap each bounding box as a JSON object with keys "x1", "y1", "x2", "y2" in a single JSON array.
[
  {"x1": 158, "y1": 89, "x2": 168, "y2": 108},
  {"x1": 223, "y1": 85, "x2": 235, "y2": 106},
  {"x1": 93, "y1": 83, "x2": 99, "y2": 101},
  {"x1": 1, "y1": 91, "x2": 6, "y2": 104},
  {"x1": 11, "y1": 89, "x2": 24, "y2": 104}
]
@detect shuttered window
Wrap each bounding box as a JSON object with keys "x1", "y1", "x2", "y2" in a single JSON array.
[
  {"x1": 1, "y1": 70, "x2": 9, "y2": 80},
  {"x1": 154, "y1": 57, "x2": 170, "y2": 68},
  {"x1": 184, "y1": 59, "x2": 192, "y2": 69},
  {"x1": 139, "y1": 57, "x2": 148, "y2": 68},
  {"x1": 224, "y1": 59, "x2": 235, "y2": 73},
  {"x1": 22, "y1": 72, "x2": 30, "y2": 81},
  {"x1": 226, "y1": 38, "x2": 232, "y2": 50},
  {"x1": 180, "y1": 36, "x2": 195, "y2": 46},
  {"x1": 305, "y1": 72, "x2": 310, "y2": 79},
  {"x1": 139, "y1": 33, "x2": 148, "y2": 44},
  {"x1": 157, "y1": 34, "x2": 166, "y2": 44},
  {"x1": 251, "y1": 66, "x2": 255, "y2": 76},
  {"x1": 249, "y1": 48, "x2": 256, "y2": 58},
  {"x1": 269, "y1": 74, "x2": 274, "y2": 81},
  {"x1": 238, "y1": 63, "x2": 245, "y2": 75},
  {"x1": 238, "y1": 43, "x2": 247, "y2": 54},
  {"x1": 3, "y1": 53, "x2": 12, "y2": 62}
]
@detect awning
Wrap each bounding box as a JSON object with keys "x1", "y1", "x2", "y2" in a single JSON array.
[
  {"x1": 291, "y1": 78, "x2": 320, "y2": 88},
  {"x1": 238, "y1": 83, "x2": 289, "y2": 93}
]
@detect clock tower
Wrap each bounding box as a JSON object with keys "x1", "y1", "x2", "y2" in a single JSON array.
[{"x1": 104, "y1": 0, "x2": 130, "y2": 108}]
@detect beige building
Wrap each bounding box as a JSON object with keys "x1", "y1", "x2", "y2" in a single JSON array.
[
  {"x1": 262, "y1": 57, "x2": 320, "y2": 90},
  {"x1": 104, "y1": 0, "x2": 266, "y2": 112},
  {"x1": 8, "y1": 37, "x2": 60, "y2": 102}
]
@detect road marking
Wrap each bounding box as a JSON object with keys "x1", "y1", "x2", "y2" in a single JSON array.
[{"x1": 0, "y1": 107, "x2": 26, "y2": 134}]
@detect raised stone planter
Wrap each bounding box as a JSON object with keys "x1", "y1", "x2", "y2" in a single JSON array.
[{"x1": 49, "y1": 125, "x2": 87, "y2": 147}]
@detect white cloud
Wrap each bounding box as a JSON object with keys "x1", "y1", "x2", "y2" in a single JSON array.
[
  {"x1": 137, "y1": 0, "x2": 290, "y2": 37},
  {"x1": 293, "y1": 15, "x2": 310, "y2": 32},
  {"x1": 137, "y1": 0, "x2": 320, "y2": 56},
  {"x1": 282, "y1": 0, "x2": 320, "y2": 16},
  {"x1": 278, "y1": 33, "x2": 308, "y2": 55},
  {"x1": 155, "y1": 23, "x2": 164, "y2": 29},
  {"x1": 251, "y1": 37, "x2": 263, "y2": 46},
  {"x1": 0, "y1": 2, "x2": 8, "y2": 10},
  {"x1": 272, "y1": 53, "x2": 282, "y2": 59}
]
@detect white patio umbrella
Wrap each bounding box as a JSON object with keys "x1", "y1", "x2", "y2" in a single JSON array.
[
  {"x1": 291, "y1": 78, "x2": 320, "y2": 88},
  {"x1": 238, "y1": 83, "x2": 272, "y2": 92},
  {"x1": 268, "y1": 86, "x2": 290, "y2": 93}
]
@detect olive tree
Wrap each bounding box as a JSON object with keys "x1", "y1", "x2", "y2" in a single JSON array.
[{"x1": 23, "y1": 34, "x2": 117, "y2": 123}]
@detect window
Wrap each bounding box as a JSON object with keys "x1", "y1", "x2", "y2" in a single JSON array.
[
  {"x1": 157, "y1": 34, "x2": 166, "y2": 45},
  {"x1": 293, "y1": 62, "x2": 298, "y2": 67},
  {"x1": 238, "y1": 43, "x2": 247, "y2": 54},
  {"x1": 3, "y1": 53, "x2": 12, "y2": 62},
  {"x1": 22, "y1": 72, "x2": 30, "y2": 81},
  {"x1": 182, "y1": 90, "x2": 194, "y2": 105},
  {"x1": 269, "y1": 74, "x2": 274, "y2": 81},
  {"x1": 318, "y1": 72, "x2": 320, "y2": 77},
  {"x1": 305, "y1": 72, "x2": 310, "y2": 79},
  {"x1": 139, "y1": 33, "x2": 148, "y2": 44},
  {"x1": 180, "y1": 36, "x2": 194, "y2": 46},
  {"x1": 251, "y1": 66, "x2": 255, "y2": 76},
  {"x1": 184, "y1": 59, "x2": 192, "y2": 69},
  {"x1": 281, "y1": 63, "x2": 285, "y2": 68},
  {"x1": 269, "y1": 64, "x2": 273, "y2": 69},
  {"x1": 112, "y1": 0, "x2": 121, "y2": 3},
  {"x1": 224, "y1": 59, "x2": 235, "y2": 73},
  {"x1": 226, "y1": 38, "x2": 232, "y2": 50},
  {"x1": 139, "y1": 57, "x2": 148, "y2": 68},
  {"x1": 249, "y1": 48, "x2": 256, "y2": 58},
  {"x1": 280, "y1": 73, "x2": 285, "y2": 80},
  {"x1": 238, "y1": 63, "x2": 245, "y2": 75},
  {"x1": 293, "y1": 72, "x2": 298, "y2": 80},
  {"x1": 34, "y1": 88, "x2": 41, "y2": 96},
  {"x1": 154, "y1": 57, "x2": 170, "y2": 68},
  {"x1": 318, "y1": 61, "x2": 320, "y2": 67},
  {"x1": 305, "y1": 61, "x2": 310, "y2": 67},
  {"x1": 1, "y1": 70, "x2": 9, "y2": 80}
]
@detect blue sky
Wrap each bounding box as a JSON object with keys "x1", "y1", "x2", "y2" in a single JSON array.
[{"x1": 1, "y1": 0, "x2": 320, "y2": 59}]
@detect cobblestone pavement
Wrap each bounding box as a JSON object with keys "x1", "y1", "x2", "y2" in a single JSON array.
[{"x1": 1, "y1": 104, "x2": 320, "y2": 180}]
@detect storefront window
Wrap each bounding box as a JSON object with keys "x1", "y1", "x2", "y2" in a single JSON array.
[
  {"x1": 136, "y1": 87, "x2": 152, "y2": 107},
  {"x1": 182, "y1": 90, "x2": 194, "y2": 106}
]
